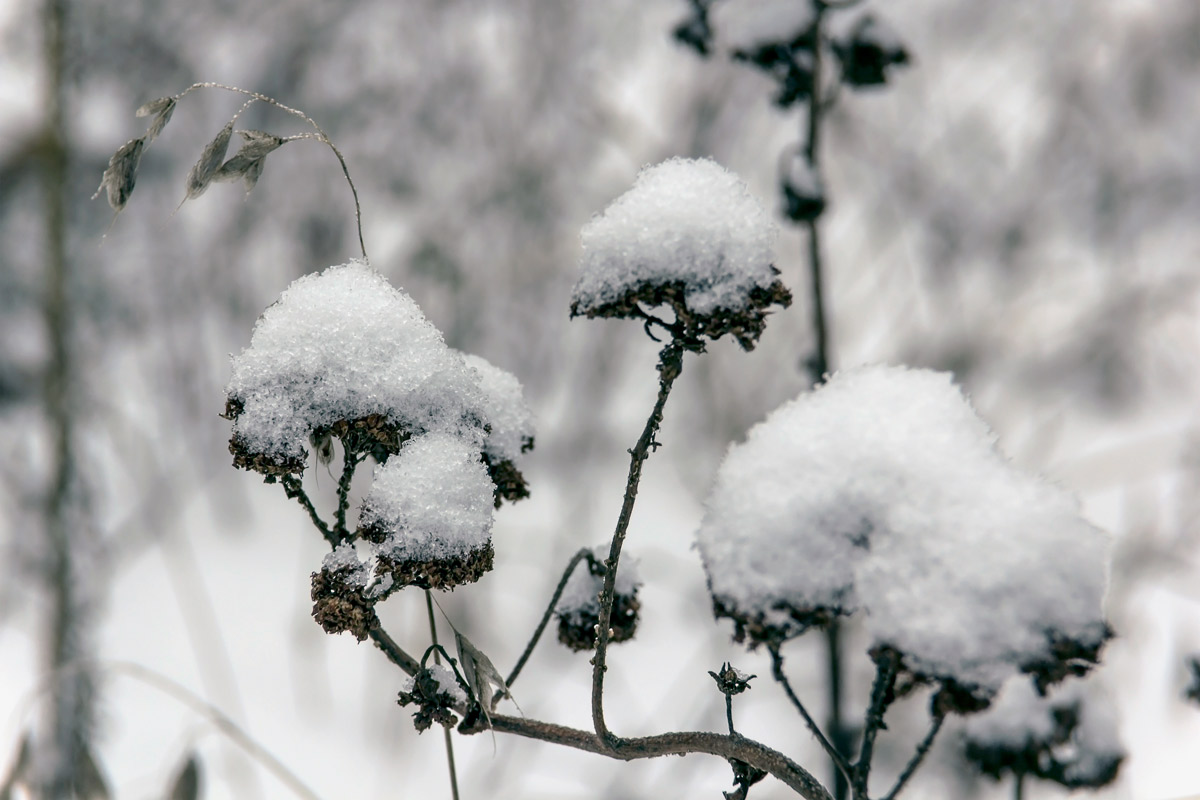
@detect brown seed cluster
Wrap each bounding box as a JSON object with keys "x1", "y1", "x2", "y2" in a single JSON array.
[
  {"x1": 557, "y1": 591, "x2": 641, "y2": 652},
  {"x1": 360, "y1": 535, "x2": 495, "y2": 592},
  {"x1": 570, "y1": 276, "x2": 792, "y2": 351},
  {"x1": 310, "y1": 566, "x2": 380, "y2": 642},
  {"x1": 398, "y1": 668, "x2": 463, "y2": 733}
]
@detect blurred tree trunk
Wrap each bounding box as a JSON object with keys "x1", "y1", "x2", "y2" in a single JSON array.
[{"x1": 38, "y1": 0, "x2": 99, "y2": 794}]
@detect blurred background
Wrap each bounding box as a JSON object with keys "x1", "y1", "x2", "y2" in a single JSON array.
[{"x1": 1, "y1": 0, "x2": 1199, "y2": 797}]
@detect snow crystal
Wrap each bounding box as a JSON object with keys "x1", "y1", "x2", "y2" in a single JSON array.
[
  {"x1": 402, "y1": 663, "x2": 468, "y2": 706},
  {"x1": 713, "y1": 0, "x2": 815, "y2": 52},
  {"x1": 226, "y1": 261, "x2": 486, "y2": 464},
  {"x1": 572, "y1": 157, "x2": 778, "y2": 317},
  {"x1": 695, "y1": 365, "x2": 1111, "y2": 695},
  {"x1": 359, "y1": 432, "x2": 494, "y2": 561},
  {"x1": 557, "y1": 546, "x2": 641, "y2": 617},
  {"x1": 462, "y1": 354, "x2": 535, "y2": 464}
]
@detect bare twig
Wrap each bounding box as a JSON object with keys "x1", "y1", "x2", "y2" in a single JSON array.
[
  {"x1": 367, "y1": 628, "x2": 421, "y2": 675},
  {"x1": 591, "y1": 341, "x2": 686, "y2": 747},
  {"x1": 333, "y1": 444, "x2": 365, "y2": 541},
  {"x1": 280, "y1": 474, "x2": 334, "y2": 546},
  {"x1": 881, "y1": 712, "x2": 945, "y2": 800},
  {"x1": 852, "y1": 650, "x2": 899, "y2": 799},
  {"x1": 504, "y1": 547, "x2": 599, "y2": 689},
  {"x1": 769, "y1": 646, "x2": 854, "y2": 786},
  {"x1": 483, "y1": 714, "x2": 833, "y2": 800}
]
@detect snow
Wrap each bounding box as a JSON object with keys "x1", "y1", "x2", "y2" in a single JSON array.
[
  {"x1": 226, "y1": 261, "x2": 486, "y2": 465},
  {"x1": 462, "y1": 353, "x2": 535, "y2": 464},
  {"x1": 964, "y1": 676, "x2": 1124, "y2": 786},
  {"x1": 713, "y1": 0, "x2": 815, "y2": 52},
  {"x1": 571, "y1": 157, "x2": 779, "y2": 317},
  {"x1": 557, "y1": 546, "x2": 641, "y2": 617},
  {"x1": 402, "y1": 664, "x2": 468, "y2": 706},
  {"x1": 696, "y1": 365, "x2": 1111, "y2": 695},
  {"x1": 359, "y1": 432, "x2": 494, "y2": 561}
]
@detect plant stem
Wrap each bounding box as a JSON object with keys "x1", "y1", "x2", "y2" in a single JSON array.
[
  {"x1": 425, "y1": 591, "x2": 461, "y2": 800},
  {"x1": 368, "y1": 628, "x2": 421, "y2": 676},
  {"x1": 881, "y1": 712, "x2": 944, "y2": 800},
  {"x1": 333, "y1": 444, "x2": 363, "y2": 541},
  {"x1": 591, "y1": 342, "x2": 686, "y2": 747},
  {"x1": 280, "y1": 474, "x2": 335, "y2": 546},
  {"x1": 1013, "y1": 773, "x2": 1024, "y2": 800},
  {"x1": 505, "y1": 547, "x2": 598, "y2": 689},
  {"x1": 853, "y1": 650, "x2": 898, "y2": 799},
  {"x1": 485, "y1": 714, "x2": 833, "y2": 800},
  {"x1": 769, "y1": 647, "x2": 854, "y2": 786}
]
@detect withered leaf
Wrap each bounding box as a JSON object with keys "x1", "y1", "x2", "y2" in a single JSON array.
[
  {"x1": 135, "y1": 96, "x2": 175, "y2": 118},
  {"x1": 168, "y1": 753, "x2": 201, "y2": 800},
  {"x1": 93, "y1": 136, "x2": 145, "y2": 212},
  {"x1": 144, "y1": 98, "x2": 177, "y2": 142},
  {"x1": 454, "y1": 629, "x2": 519, "y2": 729},
  {"x1": 183, "y1": 120, "x2": 235, "y2": 200}
]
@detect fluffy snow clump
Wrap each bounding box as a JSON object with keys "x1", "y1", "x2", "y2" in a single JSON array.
[
  {"x1": 571, "y1": 157, "x2": 790, "y2": 350},
  {"x1": 225, "y1": 260, "x2": 487, "y2": 473},
  {"x1": 696, "y1": 365, "x2": 1111, "y2": 706}
]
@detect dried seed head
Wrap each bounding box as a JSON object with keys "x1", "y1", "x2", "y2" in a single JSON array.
[
  {"x1": 184, "y1": 120, "x2": 235, "y2": 200},
  {"x1": 137, "y1": 96, "x2": 177, "y2": 142},
  {"x1": 93, "y1": 137, "x2": 145, "y2": 212}
]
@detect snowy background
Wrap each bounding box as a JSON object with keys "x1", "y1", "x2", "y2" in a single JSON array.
[{"x1": 2, "y1": 0, "x2": 1200, "y2": 798}]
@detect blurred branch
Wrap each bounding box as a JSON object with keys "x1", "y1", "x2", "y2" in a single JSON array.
[{"x1": 881, "y1": 711, "x2": 944, "y2": 800}]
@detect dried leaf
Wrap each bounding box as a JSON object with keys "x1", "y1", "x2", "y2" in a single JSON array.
[
  {"x1": 93, "y1": 137, "x2": 145, "y2": 212},
  {"x1": 169, "y1": 753, "x2": 201, "y2": 800},
  {"x1": 454, "y1": 630, "x2": 518, "y2": 728},
  {"x1": 241, "y1": 158, "x2": 266, "y2": 193},
  {"x1": 235, "y1": 130, "x2": 285, "y2": 158},
  {"x1": 144, "y1": 98, "x2": 177, "y2": 142},
  {"x1": 183, "y1": 120, "x2": 235, "y2": 200},
  {"x1": 135, "y1": 96, "x2": 174, "y2": 117}
]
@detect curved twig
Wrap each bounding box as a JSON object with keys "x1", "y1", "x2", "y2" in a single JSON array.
[{"x1": 769, "y1": 646, "x2": 854, "y2": 786}]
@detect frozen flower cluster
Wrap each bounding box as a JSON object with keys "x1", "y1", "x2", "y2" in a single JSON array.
[{"x1": 696, "y1": 365, "x2": 1112, "y2": 710}]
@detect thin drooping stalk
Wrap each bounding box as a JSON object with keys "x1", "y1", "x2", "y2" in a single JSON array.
[
  {"x1": 425, "y1": 591, "x2": 461, "y2": 800},
  {"x1": 176, "y1": 82, "x2": 368, "y2": 260},
  {"x1": 505, "y1": 547, "x2": 598, "y2": 689},
  {"x1": 881, "y1": 712, "x2": 945, "y2": 800},
  {"x1": 591, "y1": 342, "x2": 686, "y2": 746},
  {"x1": 769, "y1": 647, "x2": 854, "y2": 787}
]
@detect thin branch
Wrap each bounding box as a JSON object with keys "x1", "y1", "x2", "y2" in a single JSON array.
[
  {"x1": 769, "y1": 646, "x2": 854, "y2": 785},
  {"x1": 725, "y1": 693, "x2": 735, "y2": 737},
  {"x1": 175, "y1": 82, "x2": 368, "y2": 260},
  {"x1": 591, "y1": 341, "x2": 686, "y2": 746},
  {"x1": 426, "y1": 591, "x2": 461, "y2": 800},
  {"x1": 280, "y1": 474, "x2": 334, "y2": 546},
  {"x1": 504, "y1": 547, "x2": 597, "y2": 689},
  {"x1": 852, "y1": 650, "x2": 899, "y2": 799},
  {"x1": 333, "y1": 444, "x2": 365, "y2": 541},
  {"x1": 880, "y1": 713, "x2": 944, "y2": 800},
  {"x1": 368, "y1": 628, "x2": 421, "y2": 675},
  {"x1": 484, "y1": 714, "x2": 833, "y2": 800}
]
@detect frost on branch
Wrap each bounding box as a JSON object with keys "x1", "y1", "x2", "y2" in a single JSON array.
[
  {"x1": 224, "y1": 261, "x2": 488, "y2": 474},
  {"x1": 963, "y1": 677, "x2": 1124, "y2": 789},
  {"x1": 555, "y1": 546, "x2": 641, "y2": 651},
  {"x1": 570, "y1": 157, "x2": 791, "y2": 350},
  {"x1": 463, "y1": 354, "x2": 535, "y2": 507},
  {"x1": 696, "y1": 365, "x2": 1112, "y2": 709}
]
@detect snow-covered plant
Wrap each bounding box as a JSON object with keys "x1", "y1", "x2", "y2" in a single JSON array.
[
  {"x1": 963, "y1": 677, "x2": 1124, "y2": 795},
  {"x1": 96, "y1": 46, "x2": 1115, "y2": 797}
]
